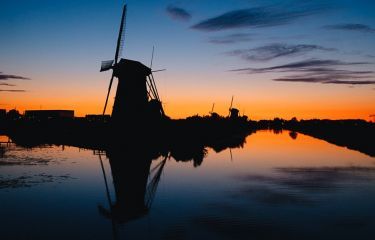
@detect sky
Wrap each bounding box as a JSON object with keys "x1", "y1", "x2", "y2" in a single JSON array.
[{"x1": 0, "y1": 0, "x2": 374, "y2": 120}]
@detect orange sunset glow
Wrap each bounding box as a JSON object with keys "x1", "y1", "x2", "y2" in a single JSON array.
[
  {"x1": 2, "y1": 72, "x2": 374, "y2": 120},
  {"x1": 1, "y1": 0, "x2": 375, "y2": 121}
]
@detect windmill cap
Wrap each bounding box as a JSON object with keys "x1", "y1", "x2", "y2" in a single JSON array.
[{"x1": 114, "y1": 58, "x2": 152, "y2": 76}]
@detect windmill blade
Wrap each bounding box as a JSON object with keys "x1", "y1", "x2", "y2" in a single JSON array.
[
  {"x1": 100, "y1": 60, "x2": 114, "y2": 72},
  {"x1": 152, "y1": 69, "x2": 166, "y2": 73},
  {"x1": 150, "y1": 46, "x2": 155, "y2": 69},
  {"x1": 228, "y1": 95, "x2": 234, "y2": 117},
  {"x1": 103, "y1": 73, "x2": 115, "y2": 115},
  {"x1": 100, "y1": 4, "x2": 126, "y2": 116},
  {"x1": 149, "y1": 73, "x2": 160, "y2": 101},
  {"x1": 145, "y1": 156, "x2": 167, "y2": 208},
  {"x1": 114, "y1": 4, "x2": 127, "y2": 64},
  {"x1": 211, "y1": 103, "x2": 215, "y2": 113},
  {"x1": 229, "y1": 95, "x2": 234, "y2": 109},
  {"x1": 146, "y1": 78, "x2": 157, "y2": 100}
]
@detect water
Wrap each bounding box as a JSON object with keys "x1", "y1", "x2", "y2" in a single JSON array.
[{"x1": 0, "y1": 131, "x2": 374, "y2": 240}]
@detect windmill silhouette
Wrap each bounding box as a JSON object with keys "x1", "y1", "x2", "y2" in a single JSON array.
[
  {"x1": 100, "y1": 4, "x2": 164, "y2": 126},
  {"x1": 96, "y1": 147, "x2": 168, "y2": 237}
]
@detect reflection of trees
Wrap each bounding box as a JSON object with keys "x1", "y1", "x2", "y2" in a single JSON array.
[
  {"x1": 168, "y1": 133, "x2": 249, "y2": 167},
  {"x1": 289, "y1": 131, "x2": 298, "y2": 140},
  {"x1": 170, "y1": 145, "x2": 207, "y2": 167},
  {"x1": 284, "y1": 119, "x2": 375, "y2": 157}
]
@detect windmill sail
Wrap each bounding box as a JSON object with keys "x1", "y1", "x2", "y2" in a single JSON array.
[
  {"x1": 102, "y1": 4, "x2": 127, "y2": 115},
  {"x1": 100, "y1": 60, "x2": 114, "y2": 72},
  {"x1": 114, "y1": 4, "x2": 127, "y2": 64}
]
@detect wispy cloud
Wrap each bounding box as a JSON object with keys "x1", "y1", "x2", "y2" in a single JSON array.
[
  {"x1": 166, "y1": 5, "x2": 192, "y2": 21},
  {"x1": 0, "y1": 72, "x2": 30, "y2": 80},
  {"x1": 226, "y1": 43, "x2": 335, "y2": 61},
  {"x1": 208, "y1": 33, "x2": 252, "y2": 44},
  {"x1": 191, "y1": 3, "x2": 327, "y2": 31},
  {"x1": 323, "y1": 80, "x2": 375, "y2": 85},
  {"x1": 0, "y1": 72, "x2": 29, "y2": 92},
  {"x1": 0, "y1": 89, "x2": 26, "y2": 92},
  {"x1": 231, "y1": 59, "x2": 375, "y2": 85},
  {"x1": 230, "y1": 59, "x2": 369, "y2": 73},
  {"x1": 274, "y1": 77, "x2": 375, "y2": 85},
  {"x1": 0, "y1": 83, "x2": 16, "y2": 86},
  {"x1": 324, "y1": 23, "x2": 375, "y2": 33}
]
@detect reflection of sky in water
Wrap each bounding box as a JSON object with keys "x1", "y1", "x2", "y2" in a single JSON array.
[{"x1": 0, "y1": 131, "x2": 375, "y2": 240}]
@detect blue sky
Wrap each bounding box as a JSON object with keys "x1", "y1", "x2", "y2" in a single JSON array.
[{"x1": 0, "y1": 0, "x2": 374, "y2": 119}]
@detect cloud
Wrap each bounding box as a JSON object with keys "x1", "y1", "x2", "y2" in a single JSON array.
[
  {"x1": 0, "y1": 83, "x2": 16, "y2": 86},
  {"x1": 0, "y1": 72, "x2": 30, "y2": 80},
  {"x1": 191, "y1": 3, "x2": 327, "y2": 31},
  {"x1": 0, "y1": 89, "x2": 26, "y2": 92},
  {"x1": 208, "y1": 33, "x2": 252, "y2": 44},
  {"x1": 226, "y1": 43, "x2": 336, "y2": 61},
  {"x1": 0, "y1": 72, "x2": 29, "y2": 91},
  {"x1": 323, "y1": 80, "x2": 375, "y2": 85},
  {"x1": 324, "y1": 23, "x2": 375, "y2": 33},
  {"x1": 274, "y1": 77, "x2": 375, "y2": 85},
  {"x1": 230, "y1": 59, "x2": 369, "y2": 73},
  {"x1": 272, "y1": 67, "x2": 375, "y2": 85},
  {"x1": 166, "y1": 5, "x2": 192, "y2": 21},
  {"x1": 231, "y1": 59, "x2": 375, "y2": 85}
]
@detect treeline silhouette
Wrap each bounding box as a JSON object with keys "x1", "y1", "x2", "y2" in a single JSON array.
[
  {"x1": 257, "y1": 117, "x2": 375, "y2": 157},
  {"x1": 0, "y1": 111, "x2": 373, "y2": 157},
  {"x1": 0, "y1": 113, "x2": 251, "y2": 166}
]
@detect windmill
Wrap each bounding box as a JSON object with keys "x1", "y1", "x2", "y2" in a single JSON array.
[
  {"x1": 100, "y1": 4, "x2": 164, "y2": 125},
  {"x1": 228, "y1": 95, "x2": 239, "y2": 119},
  {"x1": 228, "y1": 95, "x2": 234, "y2": 117}
]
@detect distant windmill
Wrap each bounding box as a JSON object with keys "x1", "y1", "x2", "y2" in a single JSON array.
[
  {"x1": 100, "y1": 4, "x2": 164, "y2": 124},
  {"x1": 210, "y1": 103, "x2": 215, "y2": 114},
  {"x1": 228, "y1": 95, "x2": 234, "y2": 116},
  {"x1": 228, "y1": 95, "x2": 239, "y2": 119}
]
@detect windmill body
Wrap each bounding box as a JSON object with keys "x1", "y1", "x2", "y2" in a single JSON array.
[{"x1": 111, "y1": 59, "x2": 151, "y2": 124}]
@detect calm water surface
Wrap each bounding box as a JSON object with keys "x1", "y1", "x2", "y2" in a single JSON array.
[{"x1": 1, "y1": 131, "x2": 374, "y2": 240}]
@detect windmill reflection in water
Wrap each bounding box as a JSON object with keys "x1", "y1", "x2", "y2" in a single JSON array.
[{"x1": 95, "y1": 147, "x2": 168, "y2": 238}]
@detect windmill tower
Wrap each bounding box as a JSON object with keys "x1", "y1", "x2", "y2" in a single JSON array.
[{"x1": 100, "y1": 5, "x2": 164, "y2": 128}]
